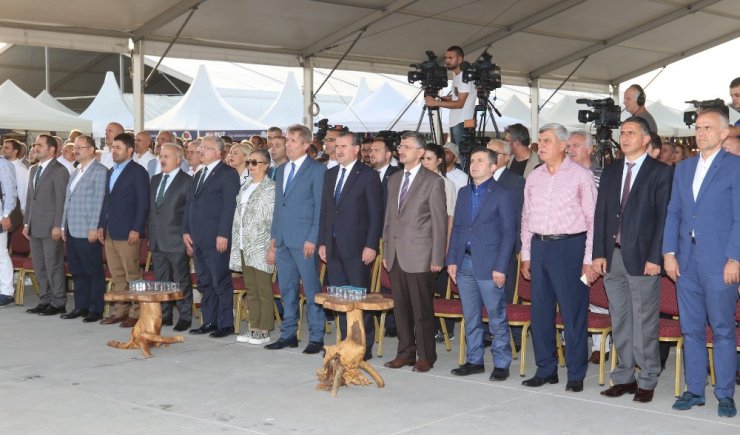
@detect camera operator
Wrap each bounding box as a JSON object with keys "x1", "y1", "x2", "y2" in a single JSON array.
[
  {"x1": 623, "y1": 84, "x2": 657, "y2": 134},
  {"x1": 424, "y1": 46, "x2": 476, "y2": 146}
]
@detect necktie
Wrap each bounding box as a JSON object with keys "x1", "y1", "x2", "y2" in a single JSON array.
[
  {"x1": 156, "y1": 174, "x2": 169, "y2": 206},
  {"x1": 196, "y1": 167, "x2": 208, "y2": 194},
  {"x1": 398, "y1": 171, "x2": 411, "y2": 210},
  {"x1": 34, "y1": 165, "x2": 43, "y2": 191},
  {"x1": 334, "y1": 167, "x2": 346, "y2": 205},
  {"x1": 616, "y1": 162, "x2": 636, "y2": 245},
  {"x1": 285, "y1": 162, "x2": 296, "y2": 192}
]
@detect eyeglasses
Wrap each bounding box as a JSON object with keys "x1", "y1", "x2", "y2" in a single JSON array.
[
  {"x1": 73, "y1": 145, "x2": 93, "y2": 151},
  {"x1": 247, "y1": 160, "x2": 268, "y2": 166}
]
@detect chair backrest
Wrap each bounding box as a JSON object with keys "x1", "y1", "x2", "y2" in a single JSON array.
[
  {"x1": 659, "y1": 277, "x2": 680, "y2": 317},
  {"x1": 139, "y1": 239, "x2": 150, "y2": 270},
  {"x1": 515, "y1": 272, "x2": 532, "y2": 303},
  {"x1": 380, "y1": 265, "x2": 392, "y2": 289},
  {"x1": 9, "y1": 230, "x2": 30, "y2": 255},
  {"x1": 589, "y1": 277, "x2": 609, "y2": 308},
  {"x1": 446, "y1": 277, "x2": 459, "y2": 299},
  {"x1": 736, "y1": 299, "x2": 740, "y2": 323}
]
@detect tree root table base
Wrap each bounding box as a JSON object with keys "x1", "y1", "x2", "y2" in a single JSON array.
[
  {"x1": 314, "y1": 293, "x2": 394, "y2": 397},
  {"x1": 104, "y1": 290, "x2": 185, "y2": 358}
]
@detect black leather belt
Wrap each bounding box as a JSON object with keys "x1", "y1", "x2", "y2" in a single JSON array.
[
  {"x1": 464, "y1": 246, "x2": 472, "y2": 256},
  {"x1": 532, "y1": 232, "x2": 586, "y2": 241}
]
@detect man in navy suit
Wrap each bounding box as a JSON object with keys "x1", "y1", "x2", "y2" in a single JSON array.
[
  {"x1": 98, "y1": 133, "x2": 150, "y2": 326},
  {"x1": 446, "y1": 147, "x2": 517, "y2": 380},
  {"x1": 265, "y1": 124, "x2": 326, "y2": 354},
  {"x1": 593, "y1": 117, "x2": 672, "y2": 403},
  {"x1": 663, "y1": 108, "x2": 740, "y2": 417},
  {"x1": 318, "y1": 131, "x2": 383, "y2": 359},
  {"x1": 183, "y1": 136, "x2": 239, "y2": 338}
]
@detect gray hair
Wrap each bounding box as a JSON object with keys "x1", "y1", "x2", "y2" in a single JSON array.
[
  {"x1": 400, "y1": 131, "x2": 426, "y2": 148},
  {"x1": 201, "y1": 135, "x2": 225, "y2": 151},
  {"x1": 287, "y1": 124, "x2": 312, "y2": 144},
  {"x1": 488, "y1": 138, "x2": 511, "y2": 155},
  {"x1": 161, "y1": 143, "x2": 184, "y2": 160},
  {"x1": 539, "y1": 123, "x2": 568, "y2": 142},
  {"x1": 568, "y1": 130, "x2": 595, "y2": 148}
]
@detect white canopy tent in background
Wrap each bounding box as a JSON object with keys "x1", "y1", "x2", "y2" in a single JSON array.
[
  {"x1": 258, "y1": 72, "x2": 302, "y2": 127},
  {"x1": 35, "y1": 90, "x2": 78, "y2": 116},
  {"x1": 79, "y1": 71, "x2": 133, "y2": 137},
  {"x1": 0, "y1": 79, "x2": 91, "y2": 133},
  {"x1": 147, "y1": 65, "x2": 266, "y2": 131},
  {"x1": 346, "y1": 77, "x2": 371, "y2": 110},
  {"x1": 499, "y1": 95, "x2": 532, "y2": 127},
  {"x1": 540, "y1": 95, "x2": 589, "y2": 133},
  {"x1": 329, "y1": 83, "x2": 416, "y2": 132},
  {"x1": 643, "y1": 100, "x2": 694, "y2": 137}
]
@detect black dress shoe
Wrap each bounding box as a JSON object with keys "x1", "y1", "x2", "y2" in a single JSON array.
[
  {"x1": 489, "y1": 367, "x2": 510, "y2": 381},
  {"x1": 384, "y1": 328, "x2": 397, "y2": 338},
  {"x1": 189, "y1": 323, "x2": 217, "y2": 334},
  {"x1": 522, "y1": 374, "x2": 559, "y2": 387},
  {"x1": 209, "y1": 327, "x2": 234, "y2": 338},
  {"x1": 566, "y1": 380, "x2": 584, "y2": 392},
  {"x1": 26, "y1": 303, "x2": 49, "y2": 314},
  {"x1": 83, "y1": 312, "x2": 103, "y2": 323},
  {"x1": 265, "y1": 337, "x2": 299, "y2": 350},
  {"x1": 60, "y1": 308, "x2": 89, "y2": 319},
  {"x1": 162, "y1": 318, "x2": 173, "y2": 326},
  {"x1": 451, "y1": 362, "x2": 485, "y2": 376},
  {"x1": 39, "y1": 305, "x2": 66, "y2": 316},
  {"x1": 173, "y1": 319, "x2": 192, "y2": 332},
  {"x1": 303, "y1": 341, "x2": 324, "y2": 354}
]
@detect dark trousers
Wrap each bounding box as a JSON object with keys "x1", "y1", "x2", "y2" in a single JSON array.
[
  {"x1": 153, "y1": 250, "x2": 193, "y2": 323},
  {"x1": 29, "y1": 236, "x2": 67, "y2": 308},
  {"x1": 530, "y1": 235, "x2": 589, "y2": 381},
  {"x1": 193, "y1": 245, "x2": 233, "y2": 329},
  {"x1": 326, "y1": 244, "x2": 375, "y2": 356},
  {"x1": 389, "y1": 256, "x2": 437, "y2": 364},
  {"x1": 66, "y1": 233, "x2": 105, "y2": 314}
]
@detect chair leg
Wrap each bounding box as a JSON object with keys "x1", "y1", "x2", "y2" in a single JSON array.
[
  {"x1": 520, "y1": 323, "x2": 530, "y2": 377},
  {"x1": 297, "y1": 297, "x2": 305, "y2": 342},
  {"x1": 273, "y1": 298, "x2": 282, "y2": 326},
  {"x1": 598, "y1": 330, "x2": 609, "y2": 386},
  {"x1": 458, "y1": 319, "x2": 466, "y2": 366},
  {"x1": 14, "y1": 269, "x2": 25, "y2": 305},
  {"x1": 708, "y1": 346, "x2": 716, "y2": 386},
  {"x1": 675, "y1": 339, "x2": 683, "y2": 398},
  {"x1": 609, "y1": 342, "x2": 617, "y2": 386},
  {"x1": 439, "y1": 318, "x2": 451, "y2": 352},
  {"x1": 232, "y1": 292, "x2": 243, "y2": 334},
  {"x1": 555, "y1": 330, "x2": 565, "y2": 367},
  {"x1": 377, "y1": 311, "x2": 387, "y2": 357},
  {"x1": 509, "y1": 331, "x2": 518, "y2": 360}
]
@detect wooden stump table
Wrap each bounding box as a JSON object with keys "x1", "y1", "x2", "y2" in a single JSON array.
[
  {"x1": 314, "y1": 292, "x2": 394, "y2": 397},
  {"x1": 104, "y1": 290, "x2": 185, "y2": 358}
]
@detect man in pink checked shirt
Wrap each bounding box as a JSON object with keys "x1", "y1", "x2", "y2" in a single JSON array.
[{"x1": 519, "y1": 123, "x2": 598, "y2": 393}]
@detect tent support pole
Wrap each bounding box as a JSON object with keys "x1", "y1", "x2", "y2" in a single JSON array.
[
  {"x1": 302, "y1": 56, "x2": 314, "y2": 129},
  {"x1": 132, "y1": 40, "x2": 145, "y2": 132},
  {"x1": 44, "y1": 47, "x2": 50, "y2": 92},
  {"x1": 530, "y1": 79, "x2": 540, "y2": 135},
  {"x1": 119, "y1": 54, "x2": 125, "y2": 94}
]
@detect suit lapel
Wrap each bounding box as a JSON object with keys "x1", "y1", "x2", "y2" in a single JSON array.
[
  {"x1": 158, "y1": 171, "x2": 182, "y2": 207},
  {"x1": 34, "y1": 160, "x2": 54, "y2": 190},
  {"x1": 284, "y1": 159, "x2": 310, "y2": 198},
  {"x1": 695, "y1": 150, "x2": 725, "y2": 206},
  {"x1": 399, "y1": 168, "x2": 426, "y2": 214},
  {"x1": 196, "y1": 162, "x2": 220, "y2": 197},
  {"x1": 337, "y1": 163, "x2": 361, "y2": 207},
  {"x1": 623, "y1": 157, "x2": 651, "y2": 209}
]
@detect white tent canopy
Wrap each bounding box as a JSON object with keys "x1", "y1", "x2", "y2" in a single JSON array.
[
  {"x1": 329, "y1": 83, "x2": 422, "y2": 132},
  {"x1": 258, "y1": 72, "x2": 302, "y2": 128},
  {"x1": 347, "y1": 77, "x2": 371, "y2": 110},
  {"x1": 35, "y1": 90, "x2": 78, "y2": 116},
  {"x1": 147, "y1": 65, "x2": 266, "y2": 131},
  {"x1": 79, "y1": 71, "x2": 133, "y2": 137},
  {"x1": 499, "y1": 95, "x2": 532, "y2": 127},
  {"x1": 0, "y1": 79, "x2": 91, "y2": 132},
  {"x1": 541, "y1": 95, "x2": 589, "y2": 133},
  {"x1": 643, "y1": 100, "x2": 694, "y2": 137}
]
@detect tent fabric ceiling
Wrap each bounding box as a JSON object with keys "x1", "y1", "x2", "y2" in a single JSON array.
[{"x1": 0, "y1": 0, "x2": 737, "y2": 94}]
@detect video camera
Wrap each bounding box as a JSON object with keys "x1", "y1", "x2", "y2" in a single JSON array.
[
  {"x1": 375, "y1": 130, "x2": 402, "y2": 152},
  {"x1": 461, "y1": 50, "x2": 502, "y2": 99},
  {"x1": 576, "y1": 98, "x2": 621, "y2": 129},
  {"x1": 683, "y1": 98, "x2": 729, "y2": 127},
  {"x1": 408, "y1": 51, "x2": 448, "y2": 97},
  {"x1": 313, "y1": 118, "x2": 348, "y2": 142}
]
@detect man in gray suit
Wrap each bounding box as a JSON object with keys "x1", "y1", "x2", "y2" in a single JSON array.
[
  {"x1": 265, "y1": 124, "x2": 326, "y2": 354},
  {"x1": 60, "y1": 135, "x2": 107, "y2": 322},
  {"x1": 382, "y1": 131, "x2": 447, "y2": 373},
  {"x1": 23, "y1": 134, "x2": 70, "y2": 316},
  {"x1": 148, "y1": 143, "x2": 193, "y2": 332},
  {"x1": 147, "y1": 131, "x2": 189, "y2": 179}
]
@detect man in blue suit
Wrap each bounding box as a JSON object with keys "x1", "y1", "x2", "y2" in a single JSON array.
[
  {"x1": 446, "y1": 147, "x2": 517, "y2": 380},
  {"x1": 98, "y1": 133, "x2": 149, "y2": 327},
  {"x1": 183, "y1": 136, "x2": 239, "y2": 338},
  {"x1": 266, "y1": 124, "x2": 326, "y2": 354},
  {"x1": 318, "y1": 131, "x2": 383, "y2": 359},
  {"x1": 663, "y1": 108, "x2": 740, "y2": 417}
]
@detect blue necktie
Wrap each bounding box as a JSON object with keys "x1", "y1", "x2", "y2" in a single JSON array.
[
  {"x1": 333, "y1": 167, "x2": 346, "y2": 205},
  {"x1": 285, "y1": 162, "x2": 296, "y2": 192}
]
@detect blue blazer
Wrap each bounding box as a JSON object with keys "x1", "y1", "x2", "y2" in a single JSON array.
[
  {"x1": 318, "y1": 161, "x2": 383, "y2": 259},
  {"x1": 183, "y1": 162, "x2": 239, "y2": 249},
  {"x1": 663, "y1": 149, "x2": 740, "y2": 272},
  {"x1": 495, "y1": 168, "x2": 525, "y2": 252},
  {"x1": 99, "y1": 160, "x2": 150, "y2": 240},
  {"x1": 446, "y1": 178, "x2": 517, "y2": 280},
  {"x1": 271, "y1": 157, "x2": 325, "y2": 249}
]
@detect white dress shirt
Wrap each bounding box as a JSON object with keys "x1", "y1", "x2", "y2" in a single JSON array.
[
  {"x1": 334, "y1": 160, "x2": 356, "y2": 193},
  {"x1": 692, "y1": 149, "x2": 719, "y2": 201},
  {"x1": 58, "y1": 157, "x2": 75, "y2": 174},
  {"x1": 283, "y1": 154, "x2": 309, "y2": 192},
  {"x1": 376, "y1": 163, "x2": 390, "y2": 181},
  {"x1": 134, "y1": 150, "x2": 156, "y2": 170},
  {"x1": 620, "y1": 152, "x2": 648, "y2": 202}
]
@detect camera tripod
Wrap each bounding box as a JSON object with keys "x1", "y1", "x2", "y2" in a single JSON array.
[{"x1": 415, "y1": 103, "x2": 444, "y2": 145}]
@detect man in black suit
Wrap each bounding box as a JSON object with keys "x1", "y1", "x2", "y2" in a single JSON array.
[
  {"x1": 488, "y1": 138, "x2": 525, "y2": 348},
  {"x1": 183, "y1": 136, "x2": 239, "y2": 338},
  {"x1": 593, "y1": 117, "x2": 672, "y2": 403},
  {"x1": 148, "y1": 143, "x2": 193, "y2": 332},
  {"x1": 319, "y1": 131, "x2": 383, "y2": 359}
]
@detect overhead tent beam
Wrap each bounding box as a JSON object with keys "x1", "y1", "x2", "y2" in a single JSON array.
[
  {"x1": 301, "y1": 0, "x2": 418, "y2": 58},
  {"x1": 50, "y1": 52, "x2": 110, "y2": 92},
  {"x1": 611, "y1": 28, "x2": 740, "y2": 84},
  {"x1": 132, "y1": 0, "x2": 208, "y2": 41},
  {"x1": 529, "y1": 0, "x2": 722, "y2": 79},
  {"x1": 463, "y1": 0, "x2": 587, "y2": 54}
]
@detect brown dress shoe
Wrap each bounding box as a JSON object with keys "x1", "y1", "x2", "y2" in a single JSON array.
[
  {"x1": 600, "y1": 381, "x2": 638, "y2": 397},
  {"x1": 100, "y1": 314, "x2": 128, "y2": 325},
  {"x1": 119, "y1": 317, "x2": 138, "y2": 328},
  {"x1": 633, "y1": 388, "x2": 654, "y2": 403},
  {"x1": 412, "y1": 359, "x2": 433, "y2": 373},
  {"x1": 590, "y1": 351, "x2": 609, "y2": 364},
  {"x1": 383, "y1": 357, "x2": 416, "y2": 369}
]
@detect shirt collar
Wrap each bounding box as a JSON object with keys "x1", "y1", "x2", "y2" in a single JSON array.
[
  {"x1": 699, "y1": 147, "x2": 721, "y2": 165},
  {"x1": 493, "y1": 166, "x2": 505, "y2": 180},
  {"x1": 339, "y1": 159, "x2": 357, "y2": 173},
  {"x1": 289, "y1": 153, "x2": 308, "y2": 168},
  {"x1": 472, "y1": 176, "x2": 494, "y2": 192},
  {"x1": 163, "y1": 167, "x2": 180, "y2": 177},
  {"x1": 404, "y1": 162, "x2": 422, "y2": 178},
  {"x1": 114, "y1": 158, "x2": 132, "y2": 170},
  {"x1": 203, "y1": 159, "x2": 220, "y2": 173}
]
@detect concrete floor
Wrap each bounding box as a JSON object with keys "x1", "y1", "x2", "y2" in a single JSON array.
[{"x1": 1, "y1": 290, "x2": 738, "y2": 435}]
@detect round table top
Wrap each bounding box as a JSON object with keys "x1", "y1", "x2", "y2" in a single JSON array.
[
  {"x1": 314, "y1": 292, "x2": 394, "y2": 312},
  {"x1": 104, "y1": 290, "x2": 184, "y2": 303}
]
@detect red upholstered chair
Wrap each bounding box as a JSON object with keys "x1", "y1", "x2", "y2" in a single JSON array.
[
  {"x1": 10, "y1": 230, "x2": 36, "y2": 305},
  {"x1": 658, "y1": 277, "x2": 684, "y2": 397},
  {"x1": 507, "y1": 270, "x2": 536, "y2": 377},
  {"x1": 432, "y1": 278, "x2": 466, "y2": 365}
]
